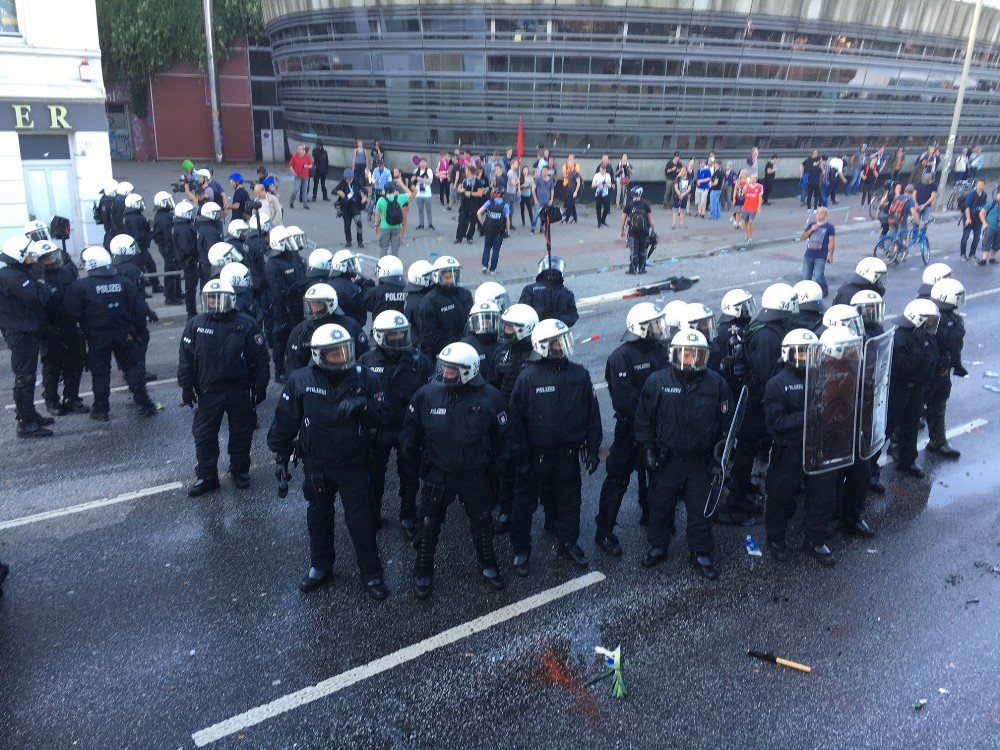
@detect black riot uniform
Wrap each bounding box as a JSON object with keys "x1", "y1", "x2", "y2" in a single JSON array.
[
  {"x1": 886, "y1": 318, "x2": 939, "y2": 472},
  {"x1": 265, "y1": 249, "x2": 306, "y2": 380},
  {"x1": 712, "y1": 313, "x2": 750, "y2": 394},
  {"x1": 460, "y1": 328, "x2": 500, "y2": 386},
  {"x1": 98, "y1": 192, "x2": 116, "y2": 249},
  {"x1": 926, "y1": 305, "x2": 966, "y2": 456},
  {"x1": 358, "y1": 344, "x2": 434, "y2": 531},
  {"x1": 595, "y1": 336, "x2": 669, "y2": 547},
  {"x1": 490, "y1": 334, "x2": 535, "y2": 530},
  {"x1": 64, "y1": 266, "x2": 156, "y2": 418},
  {"x1": 417, "y1": 283, "x2": 474, "y2": 358},
  {"x1": 634, "y1": 364, "x2": 733, "y2": 572},
  {"x1": 329, "y1": 271, "x2": 373, "y2": 327},
  {"x1": 233, "y1": 286, "x2": 265, "y2": 325},
  {"x1": 400, "y1": 374, "x2": 511, "y2": 596},
  {"x1": 787, "y1": 303, "x2": 825, "y2": 333},
  {"x1": 178, "y1": 308, "x2": 269, "y2": 489},
  {"x1": 195, "y1": 216, "x2": 224, "y2": 285},
  {"x1": 123, "y1": 206, "x2": 160, "y2": 293},
  {"x1": 833, "y1": 274, "x2": 885, "y2": 305},
  {"x1": 403, "y1": 282, "x2": 430, "y2": 346},
  {"x1": 287, "y1": 313, "x2": 370, "y2": 372},
  {"x1": 0, "y1": 255, "x2": 52, "y2": 435},
  {"x1": 267, "y1": 362, "x2": 388, "y2": 595},
  {"x1": 518, "y1": 269, "x2": 579, "y2": 327},
  {"x1": 152, "y1": 206, "x2": 182, "y2": 303},
  {"x1": 110, "y1": 193, "x2": 127, "y2": 235},
  {"x1": 285, "y1": 270, "x2": 330, "y2": 327},
  {"x1": 116, "y1": 257, "x2": 158, "y2": 379},
  {"x1": 243, "y1": 227, "x2": 269, "y2": 297},
  {"x1": 40, "y1": 258, "x2": 87, "y2": 414},
  {"x1": 508, "y1": 356, "x2": 602, "y2": 567},
  {"x1": 363, "y1": 275, "x2": 408, "y2": 320},
  {"x1": 171, "y1": 214, "x2": 200, "y2": 317}
]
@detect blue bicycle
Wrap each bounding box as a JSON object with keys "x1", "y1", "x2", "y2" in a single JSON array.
[{"x1": 874, "y1": 218, "x2": 932, "y2": 266}]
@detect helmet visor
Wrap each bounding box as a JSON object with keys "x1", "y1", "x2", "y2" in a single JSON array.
[
  {"x1": 692, "y1": 316, "x2": 717, "y2": 340},
  {"x1": 375, "y1": 326, "x2": 411, "y2": 351},
  {"x1": 203, "y1": 291, "x2": 234, "y2": 314},
  {"x1": 546, "y1": 331, "x2": 575, "y2": 358},
  {"x1": 783, "y1": 343, "x2": 811, "y2": 370},
  {"x1": 671, "y1": 344, "x2": 709, "y2": 371},
  {"x1": 855, "y1": 300, "x2": 884, "y2": 325},
  {"x1": 469, "y1": 310, "x2": 499, "y2": 336},
  {"x1": 436, "y1": 268, "x2": 460, "y2": 286},
  {"x1": 437, "y1": 358, "x2": 474, "y2": 386},
  {"x1": 314, "y1": 339, "x2": 355, "y2": 371},
  {"x1": 304, "y1": 298, "x2": 335, "y2": 319},
  {"x1": 26, "y1": 227, "x2": 49, "y2": 242},
  {"x1": 646, "y1": 315, "x2": 669, "y2": 341}
]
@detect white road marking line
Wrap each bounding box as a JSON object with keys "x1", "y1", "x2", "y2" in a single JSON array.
[
  {"x1": 4, "y1": 378, "x2": 178, "y2": 410},
  {"x1": 877, "y1": 419, "x2": 987, "y2": 467},
  {"x1": 191, "y1": 571, "x2": 607, "y2": 747},
  {"x1": 0, "y1": 482, "x2": 183, "y2": 531}
]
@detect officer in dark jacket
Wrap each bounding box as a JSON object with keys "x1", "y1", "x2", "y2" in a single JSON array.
[
  {"x1": 595, "y1": 303, "x2": 669, "y2": 556},
  {"x1": 123, "y1": 193, "x2": 161, "y2": 293},
  {"x1": 363, "y1": 255, "x2": 408, "y2": 320},
  {"x1": 886, "y1": 299, "x2": 941, "y2": 477},
  {"x1": 64, "y1": 247, "x2": 157, "y2": 421},
  {"x1": 151, "y1": 192, "x2": 182, "y2": 304},
  {"x1": 328, "y1": 249, "x2": 373, "y2": 327},
  {"x1": 219, "y1": 262, "x2": 264, "y2": 325},
  {"x1": 243, "y1": 212, "x2": 270, "y2": 299},
  {"x1": 171, "y1": 200, "x2": 201, "y2": 318},
  {"x1": 509, "y1": 319, "x2": 602, "y2": 574},
  {"x1": 722, "y1": 283, "x2": 798, "y2": 521},
  {"x1": 265, "y1": 226, "x2": 306, "y2": 382},
  {"x1": 110, "y1": 234, "x2": 159, "y2": 382},
  {"x1": 833, "y1": 257, "x2": 887, "y2": 305},
  {"x1": 789, "y1": 280, "x2": 826, "y2": 332},
  {"x1": 518, "y1": 255, "x2": 579, "y2": 328},
  {"x1": 195, "y1": 202, "x2": 224, "y2": 286},
  {"x1": 311, "y1": 141, "x2": 330, "y2": 201},
  {"x1": 35, "y1": 241, "x2": 88, "y2": 416},
  {"x1": 110, "y1": 181, "x2": 132, "y2": 235},
  {"x1": 460, "y1": 301, "x2": 501, "y2": 386},
  {"x1": 763, "y1": 328, "x2": 841, "y2": 565},
  {"x1": 635, "y1": 329, "x2": 733, "y2": 579},
  {"x1": 287, "y1": 284, "x2": 369, "y2": 371},
  {"x1": 418, "y1": 256, "x2": 473, "y2": 358},
  {"x1": 400, "y1": 341, "x2": 510, "y2": 598},
  {"x1": 267, "y1": 323, "x2": 389, "y2": 601},
  {"x1": 97, "y1": 180, "x2": 118, "y2": 249},
  {"x1": 713, "y1": 288, "x2": 756, "y2": 395},
  {"x1": 403, "y1": 259, "x2": 433, "y2": 346},
  {"x1": 179, "y1": 279, "x2": 270, "y2": 497},
  {"x1": 0, "y1": 236, "x2": 54, "y2": 437},
  {"x1": 359, "y1": 311, "x2": 434, "y2": 537},
  {"x1": 285, "y1": 248, "x2": 333, "y2": 326},
  {"x1": 925, "y1": 280, "x2": 967, "y2": 459}
]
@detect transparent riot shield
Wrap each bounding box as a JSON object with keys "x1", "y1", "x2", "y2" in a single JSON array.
[
  {"x1": 803, "y1": 336, "x2": 862, "y2": 474},
  {"x1": 858, "y1": 328, "x2": 894, "y2": 460}
]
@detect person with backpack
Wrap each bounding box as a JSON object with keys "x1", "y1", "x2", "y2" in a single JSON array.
[
  {"x1": 374, "y1": 183, "x2": 408, "y2": 257},
  {"x1": 620, "y1": 186, "x2": 654, "y2": 275},
  {"x1": 886, "y1": 183, "x2": 921, "y2": 242},
  {"x1": 477, "y1": 189, "x2": 512, "y2": 275},
  {"x1": 977, "y1": 186, "x2": 1000, "y2": 266}
]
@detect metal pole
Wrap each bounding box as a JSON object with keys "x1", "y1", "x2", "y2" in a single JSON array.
[
  {"x1": 939, "y1": 0, "x2": 983, "y2": 207},
  {"x1": 202, "y1": 0, "x2": 224, "y2": 163}
]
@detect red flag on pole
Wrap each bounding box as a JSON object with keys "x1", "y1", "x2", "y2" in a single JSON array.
[{"x1": 516, "y1": 117, "x2": 524, "y2": 161}]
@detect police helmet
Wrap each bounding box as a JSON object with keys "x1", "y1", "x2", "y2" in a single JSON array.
[
  {"x1": 116, "y1": 181, "x2": 134, "y2": 197},
  {"x1": 372, "y1": 310, "x2": 411, "y2": 351},
  {"x1": 468, "y1": 300, "x2": 501, "y2": 336},
  {"x1": 855, "y1": 257, "x2": 887, "y2": 285},
  {"x1": 174, "y1": 200, "x2": 197, "y2": 220},
  {"x1": 32, "y1": 240, "x2": 63, "y2": 268},
  {"x1": 474, "y1": 281, "x2": 510, "y2": 312},
  {"x1": 537, "y1": 255, "x2": 565, "y2": 275},
  {"x1": 208, "y1": 242, "x2": 243, "y2": 269},
  {"x1": 303, "y1": 283, "x2": 340, "y2": 319},
  {"x1": 922, "y1": 263, "x2": 952, "y2": 287},
  {"x1": 669, "y1": 329, "x2": 709, "y2": 372},
  {"x1": 499, "y1": 303, "x2": 539, "y2": 343},
  {"x1": 681, "y1": 302, "x2": 717, "y2": 341},
  {"x1": 269, "y1": 226, "x2": 293, "y2": 253},
  {"x1": 792, "y1": 280, "x2": 825, "y2": 312},
  {"x1": 310, "y1": 323, "x2": 355, "y2": 372},
  {"x1": 109, "y1": 233, "x2": 138, "y2": 260},
  {"x1": 81, "y1": 245, "x2": 112, "y2": 270},
  {"x1": 201, "y1": 278, "x2": 235, "y2": 314},
  {"x1": 930, "y1": 278, "x2": 965, "y2": 311},
  {"x1": 531, "y1": 318, "x2": 574, "y2": 359},
  {"x1": 761, "y1": 283, "x2": 799, "y2": 315},
  {"x1": 720, "y1": 288, "x2": 757, "y2": 319},
  {"x1": 307, "y1": 248, "x2": 334, "y2": 274},
  {"x1": 219, "y1": 262, "x2": 251, "y2": 289},
  {"x1": 227, "y1": 219, "x2": 249, "y2": 240},
  {"x1": 407, "y1": 259, "x2": 434, "y2": 288},
  {"x1": 153, "y1": 191, "x2": 175, "y2": 210},
  {"x1": 124, "y1": 193, "x2": 145, "y2": 211},
  {"x1": 781, "y1": 328, "x2": 818, "y2": 370},
  {"x1": 437, "y1": 342, "x2": 480, "y2": 386},
  {"x1": 819, "y1": 326, "x2": 861, "y2": 360},
  {"x1": 625, "y1": 302, "x2": 668, "y2": 341},
  {"x1": 850, "y1": 290, "x2": 885, "y2": 325},
  {"x1": 432, "y1": 255, "x2": 461, "y2": 287},
  {"x1": 376, "y1": 255, "x2": 404, "y2": 280},
  {"x1": 331, "y1": 249, "x2": 361, "y2": 276},
  {"x1": 200, "y1": 202, "x2": 222, "y2": 221},
  {"x1": 23, "y1": 220, "x2": 49, "y2": 242},
  {"x1": 822, "y1": 304, "x2": 864, "y2": 337},
  {"x1": 662, "y1": 299, "x2": 689, "y2": 340},
  {"x1": 903, "y1": 298, "x2": 940, "y2": 334}
]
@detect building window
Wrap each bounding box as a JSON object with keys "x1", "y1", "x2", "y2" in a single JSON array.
[{"x1": 0, "y1": 0, "x2": 18, "y2": 35}]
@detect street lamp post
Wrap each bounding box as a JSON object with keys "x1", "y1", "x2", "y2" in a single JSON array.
[
  {"x1": 939, "y1": 0, "x2": 983, "y2": 206},
  {"x1": 202, "y1": 0, "x2": 224, "y2": 164}
]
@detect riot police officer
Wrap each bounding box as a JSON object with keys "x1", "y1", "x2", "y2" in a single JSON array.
[
  {"x1": 178, "y1": 279, "x2": 270, "y2": 497},
  {"x1": 418, "y1": 256, "x2": 474, "y2": 358},
  {"x1": 763, "y1": 328, "x2": 839, "y2": 565},
  {"x1": 363, "y1": 255, "x2": 408, "y2": 319},
  {"x1": 0, "y1": 236, "x2": 54, "y2": 437},
  {"x1": 328, "y1": 249, "x2": 374, "y2": 327},
  {"x1": 226, "y1": 218, "x2": 250, "y2": 259},
  {"x1": 267, "y1": 323, "x2": 389, "y2": 600},
  {"x1": 64, "y1": 247, "x2": 157, "y2": 421},
  {"x1": 926, "y1": 279, "x2": 967, "y2": 459},
  {"x1": 713, "y1": 288, "x2": 756, "y2": 394},
  {"x1": 460, "y1": 300, "x2": 501, "y2": 386},
  {"x1": 110, "y1": 181, "x2": 133, "y2": 235},
  {"x1": 518, "y1": 255, "x2": 579, "y2": 327},
  {"x1": 123, "y1": 192, "x2": 161, "y2": 293},
  {"x1": 109, "y1": 233, "x2": 159, "y2": 381},
  {"x1": 220, "y1": 262, "x2": 263, "y2": 324},
  {"x1": 886, "y1": 299, "x2": 941, "y2": 478},
  {"x1": 635, "y1": 329, "x2": 733, "y2": 579},
  {"x1": 917, "y1": 263, "x2": 952, "y2": 299},
  {"x1": 833, "y1": 257, "x2": 887, "y2": 305},
  {"x1": 400, "y1": 341, "x2": 510, "y2": 598},
  {"x1": 595, "y1": 303, "x2": 670, "y2": 555},
  {"x1": 207, "y1": 242, "x2": 244, "y2": 280},
  {"x1": 509, "y1": 319, "x2": 602, "y2": 574},
  {"x1": 287, "y1": 284, "x2": 369, "y2": 371},
  {"x1": 151, "y1": 191, "x2": 182, "y2": 305},
  {"x1": 35, "y1": 240, "x2": 88, "y2": 415},
  {"x1": 789, "y1": 280, "x2": 826, "y2": 332},
  {"x1": 403, "y1": 259, "x2": 434, "y2": 345},
  {"x1": 473, "y1": 280, "x2": 511, "y2": 312},
  {"x1": 171, "y1": 200, "x2": 200, "y2": 317},
  {"x1": 265, "y1": 226, "x2": 306, "y2": 382},
  {"x1": 97, "y1": 179, "x2": 118, "y2": 249},
  {"x1": 286, "y1": 248, "x2": 333, "y2": 326},
  {"x1": 243, "y1": 211, "x2": 271, "y2": 298},
  {"x1": 196, "y1": 201, "x2": 224, "y2": 285},
  {"x1": 358, "y1": 311, "x2": 434, "y2": 537}
]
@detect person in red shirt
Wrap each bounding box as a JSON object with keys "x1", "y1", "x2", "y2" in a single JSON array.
[
  {"x1": 288, "y1": 144, "x2": 314, "y2": 210},
  {"x1": 741, "y1": 173, "x2": 764, "y2": 243}
]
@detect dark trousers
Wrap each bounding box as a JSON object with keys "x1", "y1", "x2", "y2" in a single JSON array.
[
  {"x1": 136, "y1": 247, "x2": 160, "y2": 290},
  {"x1": 562, "y1": 195, "x2": 578, "y2": 222},
  {"x1": 806, "y1": 183, "x2": 822, "y2": 210},
  {"x1": 160, "y1": 249, "x2": 183, "y2": 302},
  {"x1": 596, "y1": 195, "x2": 611, "y2": 227},
  {"x1": 596, "y1": 419, "x2": 649, "y2": 537},
  {"x1": 886, "y1": 381, "x2": 925, "y2": 468},
  {"x1": 519, "y1": 196, "x2": 533, "y2": 226},
  {"x1": 764, "y1": 444, "x2": 835, "y2": 546},
  {"x1": 646, "y1": 453, "x2": 714, "y2": 555},
  {"x1": 303, "y1": 460, "x2": 382, "y2": 580},
  {"x1": 415, "y1": 469, "x2": 496, "y2": 577},
  {"x1": 727, "y1": 397, "x2": 767, "y2": 506},
  {"x1": 628, "y1": 233, "x2": 648, "y2": 273},
  {"x1": 961, "y1": 223, "x2": 982, "y2": 257},
  {"x1": 311, "y1": 173, "x2": 328, "y2": 201},
  {"x1": 41, "y1": 325, "x2": 85, "y2": 405},
  {"x1": 456, "y1": 205, "x2": 477, "y2": 241},
  {"x1": 192, "y1": 387, "x2": 254, "y2": 480},
  {"x1": 482, "y1": 233, "x2": 504, "y2": 271},
  {"x1": 272, "y1": 315, "x2": 293, "y2": 376},
  {"x1": 2, "y1": 330, "x2": 41, "y2": 425},
  {"x1": 838, "y1": 453, "x2": 870, "y2": 524},
  {"x1": 85, "y1": 330, "x2": 149, "y2": 412},
  {"x1": 510, "y1": 448, "x2": 582, "y2": 554},
  {"x1": 369, "y1": 435, "x2": 418, "y2": 521},
  {"x1": 342, "y1": 210, "x2": 363, "y2": 246},
  {"x1": 762, "y1": 182, "x2": 774, "y2": 204},
  {"x1": 183, "y1": 258, "x2": 200, "y2": 317},
  {"x1": 438, "y1": 179, "x2": 450, "y2": 205}
]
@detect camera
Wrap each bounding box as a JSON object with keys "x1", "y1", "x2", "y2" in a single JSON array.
[
  {"x1": 245, "y1": 198, "x2": 263, "y2": 212},
  {"x1": 170, "y1": 175, "x2": 197, "y2": 194}
]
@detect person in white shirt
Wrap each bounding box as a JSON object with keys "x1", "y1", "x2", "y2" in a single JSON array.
[
  {"x1": 592, "y1": 164, "x2": 613, "y2": 228},
  {"x1": 827, "y1": 154, "x2": 846, "y2": 205},
  {"x1": 412, "y1": 157, "x2": 435, "y2": 230}
]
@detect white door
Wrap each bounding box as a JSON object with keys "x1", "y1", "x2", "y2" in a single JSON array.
[{"x1": 22, "y1": 160, "x2": 79, "y2": 228}]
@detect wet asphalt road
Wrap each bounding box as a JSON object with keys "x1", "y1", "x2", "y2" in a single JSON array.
[{"x1": 1, "y1": 221, "x2": 998, "y2": 749}]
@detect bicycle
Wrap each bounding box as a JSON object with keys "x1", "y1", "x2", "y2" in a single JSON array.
[
  {"x1": 946, "y1": 179, "x2": 975, "y2": 211},
  {"x1": 867, "y1": 178, "x2": 896, "y2": 219},
  {"x1": 873, "y1": 217, "x2": 933, "y2": 266}
]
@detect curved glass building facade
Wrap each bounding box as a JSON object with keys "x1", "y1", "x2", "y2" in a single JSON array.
[{"x1": 263, "y1": 0, "x2": 1000, "y2": 157}]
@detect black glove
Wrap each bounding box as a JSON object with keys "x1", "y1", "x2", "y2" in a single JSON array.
[
  {"x1": 275, "y1": 456, "x2": 291, "y2": 498},
  {"x1": 580, "y1": 447, "x2": 599, "y2": 475},
  {"x1": 181, "y1": 386, "x2": 197, "y2": 407},
  {"x1": 644, "y1": 445, "x2": 661, "y2": 473},
  {"x1": 336, "y1": 396, "x2": 366, "y2": 419},
  {"x1": 147, "y1": 310, "x2": 159, "y2": 324},
  {"x1": 253, "y1": 388, "x2": 267, "y2": 405},
  {"x1": 954, "y1": 364, "x2": 969, "y2": 378}
]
